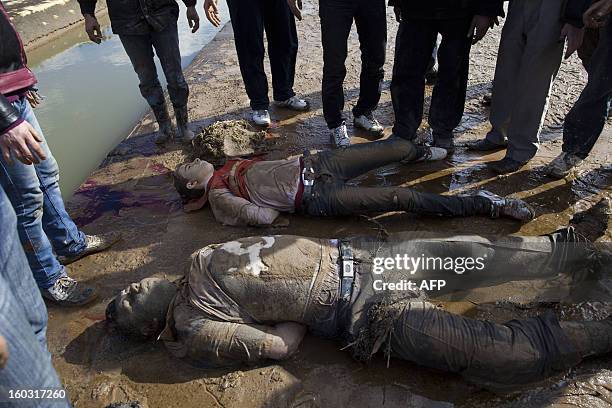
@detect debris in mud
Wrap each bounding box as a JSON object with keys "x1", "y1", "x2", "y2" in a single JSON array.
[
  {"x1": 191, "y1": 120, "x2": 268, "y2": 165},
  {"x1": 105, "y1": 402, "x2": 144, "y2": 408}
]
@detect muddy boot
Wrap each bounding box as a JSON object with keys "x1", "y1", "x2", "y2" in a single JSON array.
[
  {"x1": 174, "y1": 105, "x2": 195, "y2": 143},
  {"x1": 152, "y1": 104, "x2": 174, "y2": 145},
  {"x1": 570, "y1": 197, "x2": 611, "y2": 241},
  {"x1": 561, "y1": 319, "x2": 612, "y2": 358}
]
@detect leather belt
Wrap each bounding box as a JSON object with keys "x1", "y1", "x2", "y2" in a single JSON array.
[
  {"x1": 339, "y1": 240, "x2": 355, "y2": 302},
  {"x1": 301, "y1": 154, "x2": 316, "y2": 200}
]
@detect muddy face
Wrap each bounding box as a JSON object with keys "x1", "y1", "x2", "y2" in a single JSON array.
[
  {"x1": 175, "y1": 159, "x2": 215, "y2": 191},
  {"x1": 109, "y1": 278, "x2": 178, "y2": 338}
]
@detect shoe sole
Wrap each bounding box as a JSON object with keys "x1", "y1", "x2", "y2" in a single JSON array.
[{"x1": 43, "y1": 291, "x2": 99, "y2": 307}]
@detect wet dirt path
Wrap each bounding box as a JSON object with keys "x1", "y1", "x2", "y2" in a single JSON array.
[{"x1": 49, "y1": 6, "x2": 611, "y2": 408}]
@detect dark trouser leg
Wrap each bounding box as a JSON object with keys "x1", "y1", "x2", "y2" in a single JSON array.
[
  {"x1": 313, "y1": 138, "x2": 419, "y2": 180},
  {"x1": 264, "y1": 0, "x2": 298, "y2": 102},
  {"x1": 306, "y1": 183, "x2": 489, "y2": 217},
  {"x1": 151, "y1": 22, "x2": 189, "y2": 109},
  {"x1": 562, "y1": 19, "x2": 612, "y2": 159},
  {"x1": 119, "y1": 33, "x2": 166, "y2": 110},
  {"x1": 319, "y1": 0, "x2": 354, "y2": 129},
  {"x1": 428, "y1": 18, "x2": 472, "y2": 141},
  {"x1": 390, "y1": 19, "x2": 438, "y2": 140},
  {"x1": 352, "y1": 0, "x2": 387, "y2": 117},
  {"x1": 227, "y1": 0, "x2": 269, "y2": 110},
  {"x1": 389, "y1": 302, "x2": 581, "y2": 387}
]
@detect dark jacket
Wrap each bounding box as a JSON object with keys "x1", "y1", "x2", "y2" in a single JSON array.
[
  {"x1": 78, "y1": 0, "x2": 196, "y2": 35},
  {"x1": 0, "y1": 1, "x2": 37, "y2": 133},
  {"x1": 388, "y1": 0, "x2": 505, "y2": 19},
  {"x1": 564, "y1": 0, "x2": 594, "y2": 28}
]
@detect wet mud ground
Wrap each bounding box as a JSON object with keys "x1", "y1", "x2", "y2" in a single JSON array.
[{"x1": 50, "y1": 6, "x2": 611, "y2": 408}]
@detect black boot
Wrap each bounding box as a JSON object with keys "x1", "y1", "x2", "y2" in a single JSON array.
[
  {"x1": 174, "y1": 105, "x2": 194, "y2": 143},
  {"x1": 152, "y1": 104, "x2": 174, "y2": 145}
]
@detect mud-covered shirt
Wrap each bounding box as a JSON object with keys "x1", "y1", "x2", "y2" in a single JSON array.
[
  {"x1": 159, "y1": 236, "x2": 340, "y2": 367},
  {"x1": 208, "y1": 158, "x2": 301, "y2": 226}
]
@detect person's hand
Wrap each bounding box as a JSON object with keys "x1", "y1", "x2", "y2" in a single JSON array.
[
  {"x1": 584, "y1": 0, "x2": 612, "y2": 28},
  {"x1": 0, "y1": 335, "x2": 7, "y2": 369},
  {"x1": 84, "y1": 14, "x2": 102, "y2": 44},
  {"x1": 25, "y1": 90, "x2": 44, "y2": 108},
  {"x1": 468, "y1": 15, "x2": 495, "y2": 44},
  {"x1": 394, "y1": 6, "x2": 402, "y2": 22},
  {"x1": 204, "y1": 0, "x2": 221, "y2": 27},
  {"x1": 187, "y1": 6, "x2": 200, "y2": 33},
  {"x1": 0, "y1": 121, "x2": 47, "y2": 165},
  {"x1": 287, "y1": 0, "x2": 303, "y2": 21},
  {"x1": 560, "y1": 23, "x2": 585, "y2": 59}
]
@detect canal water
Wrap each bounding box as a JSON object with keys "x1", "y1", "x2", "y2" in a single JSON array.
[{"x1": 26, "y1": 3, "x2": 229, "y2": 198}]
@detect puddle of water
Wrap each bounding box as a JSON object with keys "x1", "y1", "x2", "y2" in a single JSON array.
[{"x1": 26, "y1": 2, "x2": 230, "y2": 198}]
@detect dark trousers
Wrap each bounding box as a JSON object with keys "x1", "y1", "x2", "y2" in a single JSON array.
[
  {"x1": 119, "y1": 23, "x2": 189, "y2": 110},
  {"x1": 319, "y1": 0, "x2": 387, "y2": 128},
  {"x1": 227, "y1": 0, "x2": 298, "y2": 110},
  {"x1": 301, "y1": 137, "x2": 489, "y2": 217},
  {"x1": 563, "y1": 19, "x2": 612, "y2": 159},
  {"x1": 391, "y1": 18, "x2": 473, "y2": 141}
]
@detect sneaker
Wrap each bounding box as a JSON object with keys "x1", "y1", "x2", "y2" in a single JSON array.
[
  {"x1": 467, "y1": 138, "x2": 507, "y2": 152},
  {"x1": 275, "y1": 96, "x2": 310, "y2": 112},
  {"x1": 154, "y1": 121, "x2": 175, "y2": 145},
  {"x1": 354, "y1": 113, "x2": 384, "y2": 135},
  {"x1": 473, "y1": 190, "x2": 535, "y2": 222},
  {"x1": 58, "y1": 231, "x2": 121, "y2": 265},
  {"x1": 487, "y1": 156, "x2": 527, "y2": 174},
  {"x1": 330, "y1": 123, "x2": 350, "y2": 148},
  {"x1": 42, "y1": 276, "x2": 97, "y2": 306},
  {"x1": 252, "y1": 110, "x2": 271, "y2": 127},
  {"x1": 546, "y1": 152, "x2": 584, "y2": 179},
  {"x1": 432, "y1": 135, "x2": 455, "y2": 153},
  {"x1": 415, "y1": 146, "x2": 448, "y2": 162}
]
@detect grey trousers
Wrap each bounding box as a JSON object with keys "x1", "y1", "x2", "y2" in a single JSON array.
[{"x1": 486, "y1": 0, "x2": 565, "y2": 162}]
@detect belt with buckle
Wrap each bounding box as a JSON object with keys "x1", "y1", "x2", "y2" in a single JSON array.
[
  {"x1": 339, "y1": 240, "x2": 355, "y2": 302},
  {"x1": 301, "y1": 155, "x2": 316, "y2": 199}
]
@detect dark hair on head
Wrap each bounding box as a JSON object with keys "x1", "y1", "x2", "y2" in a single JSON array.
[{"x1": 173, "y1": 170, "x2": 207, "y2": 203}]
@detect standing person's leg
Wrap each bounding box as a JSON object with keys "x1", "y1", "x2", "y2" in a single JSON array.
[
  {"x1": 495, "y1": 0, "x2": 564, "y2": 169},
  {"x1": 319, "y1": 0, "x2": 355, "y2": 130},
  {"x1": 0, "y1": 186, "x2": 71, "y2": 407},
  {"x1": 0, "y1": 99, "x2": 78, "y2": 290},
  {"x1": 548, "y1": 19, "x2": 612, "y2": 178},
  {"x1": 226, "y1": 0, "x2": 269, "y2": 112},
  {"x1": 390, "y1": 19, "x2": 438, "y2": 141},
  {"x1": 120, "y1": 33, "x2": 174, "y2": 143},
  {"x1": 264, "y1": 0, "x2": 298, "y2": 104},
  {"x1": 428, "y1": 17, "x2": 473, "y2": 149},
  {"x1": 387, "y1": 302, "x2": 610, "y2": 387},
  {"x1": 151, "y1": 22, "x2": 194, "y2": 141},
  {"x1": 352, "y1": 0, "x2": 386, "y2": 132}
]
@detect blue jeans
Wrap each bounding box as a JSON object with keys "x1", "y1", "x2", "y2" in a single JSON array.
[
  {"x1": 0, "y1": 185, "x2": 71, "y2": 407},
  {"x1": 119, "y1": 22, "x2": 189, "y2": 110},
  {"x1": 562, "y1": 18, "x2": 612, "y2": 159},
  {"x1": 0, "y1": 98, "x2": 86, "y2": 289}
]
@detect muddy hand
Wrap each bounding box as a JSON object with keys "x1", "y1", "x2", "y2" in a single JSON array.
[
  {"x1": 584, "y1": 0, "x2": 612, "y2": 28},
  {"x1": 560, "y1": 23, "x2": 584, "y2": 59},
  {"x1": 187, "y1": 6, "x2": 200, "y2": 33},
  {"x1": 0, "y1": 335, "x2": 7, "y2": 369},
  {"x1": 287, "y1": 0, "x2": 303, "y2": 21},
  {"x1": 84, "y1": 14, "x2": 102, "y2": 44},
  {"x1": 204, "y1": 0, "x2": 221, "y2": 27},
  {"x1": 25, "y1": 90, "x2": 44, "y2": 108},
  {"x1": 0, "y1": 121, "x2": 47, "y2": 165}
]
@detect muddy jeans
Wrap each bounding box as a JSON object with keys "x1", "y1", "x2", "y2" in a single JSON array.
[
  {"x1": 0, "y1": 185, "x2": 71, "y2": 407},
  {"x1": 301, "y1": 137, "x2": 490, "y2": 217},
  {"x1": 388, "y1": 301, "x2": 580, "y2": 388},
  {"x1": 562, "y1": 18, "x2": 612, "y2": 159},
  {"x1": 119, "y1": 22, "x2": 189, "y2": 111}
]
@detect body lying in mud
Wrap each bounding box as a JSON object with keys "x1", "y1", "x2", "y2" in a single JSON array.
[
  {"x1": 173, "y1": 134, "x2": 535, "y2": 226},
  {"x1": 105, "y1": 229, "x2": 611, "y2": 390}
]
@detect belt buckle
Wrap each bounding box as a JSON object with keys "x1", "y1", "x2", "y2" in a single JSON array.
[
  {"x1": 302, "y1": 166, "x2": 315, "y2": 186},
  {"x1": 342, "y1": 258, "x2": 354, "y2": 278}
]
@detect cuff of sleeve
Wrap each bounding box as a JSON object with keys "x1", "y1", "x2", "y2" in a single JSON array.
[
  {"x1": 80, "y1": 2, "x2": 96, "y2": 15},
  {"x1": 1, "y1": 118, "x2": 24, "y2": 135},
  {"x1": 183, "y1": 0, "x2": 196, "y2": 7}
]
